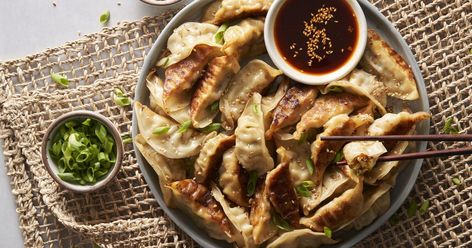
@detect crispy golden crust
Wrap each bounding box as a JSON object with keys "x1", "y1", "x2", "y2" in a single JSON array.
[
  {"x1": 195, "y1": 134, "x2": 236, "y2": 184},
  {"x1": 266, "y1": 85, "x2": 317, "y2": 138},
  {"x1": 218, "y1": 148, "x2": 249, "y2": 207},
  {"x1": 266, "y1": 163, "x2": 300, "y2": 227},
  {"x1": 202, "y1": 0, "x2": 271, "y2": 25},
  {"x1": 250, "y1": 181, "x2": 277, "y2": 244}
]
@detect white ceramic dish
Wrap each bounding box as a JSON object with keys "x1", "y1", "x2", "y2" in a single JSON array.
[
  {"x1": 133, "y1": 0, "x2": 430, "y2": 247},
  {"x1": 264, "y1": 0, "x2": 367, "y2": 85}
]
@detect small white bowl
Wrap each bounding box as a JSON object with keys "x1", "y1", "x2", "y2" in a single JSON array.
[{"x1": 264, "y1": 0, "x2": 368, "y2": 85}]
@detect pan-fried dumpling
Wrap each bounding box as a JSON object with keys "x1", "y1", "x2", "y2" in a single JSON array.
[
  {"x1": 202, "y1": 0, "x2": 271, "y2": 25},
  {"x1": 235, "y1": 93, "x2": 274, "y2": 175},
  {"x1": 157, "y1": 22, "x2": 220, "y2": 67},
  {"x1": 275, "y1": 135, "x2": 312, "y2": 186},
  {"x1": 265, "y1": 163, "x2": 300, "y2": 227},
  {"x1": 300, "y1": 175, "x2": 364, "y2": 231},
  {"x1": 218, "y1": 147, "x2": 249, "y2": 207},
  {"x1": 346, "y1": 69, "x2": 388, "y2": 107},
  {"x1": 322, "y1": 79, "x2": 387, "y2": 114},
  {"x1": 364, "y1": 142, "x2": 408, "y2": 185},
  {"x1": 267, "y1": 85, "x2": 318, "y2": 139},
  {"x1": 360, "y1": 30, "x2": 419, "y2": 100},
  {"x1": 147, "y1": 70, "x2": 190, "y2": 124},
  {"x1": 195, "y1": 133, "x2": 235, "y2": 183},
  {"x1": 250, "y1": 181, "x2": 277, "y2": 245},
  {"x1": 211, "y1": 185, "x2": 256, "y2": 248},
  {"x1": 135, "y1": 102, "x2": 206, "y2": 159},
  {"x1": 134, "y1": 134, "x2": 186, "y2": 206},
  {"x1": 266, "y1": 229, "x2": 338, "y2": 248},
  {"x1": 293, "y1": 93, "x2": 369, "y2": 139},
  {"x1": 163, "y1": 44, "x2": 224, "y2": 112},
  {"x1": 223, "y1": 18, "x2": 266, "y2": 60},
  {"x1": 167, "y1": 179, "x2": 236, "y2": 242},
  {"x1": 191, "y1": 55, "x2": 240, "y2": 128},
  {"x1": 220, "y1": 59, "x2": 282, "y2": 129},
  {"x1": 261, "y1": 77, "x2": 289, "y2": 130},
  {"x1": 343, "y1": 141, "x2": 387, "y2": 174},
  {"x1": 350, "y1": 183, "x2": 391, "y2": 230}
]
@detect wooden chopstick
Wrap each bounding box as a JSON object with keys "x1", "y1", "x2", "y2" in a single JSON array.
[
  {"x1": 321, "y1": 134, "x2": 472, "y2": 142},
  {"x1": 336, "y1": 146, "x2": 472, "y2": 166}
]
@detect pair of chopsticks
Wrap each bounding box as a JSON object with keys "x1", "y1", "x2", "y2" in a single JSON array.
[{"x1": 320, "y1": 134, "x2": 472, "y2": 166}]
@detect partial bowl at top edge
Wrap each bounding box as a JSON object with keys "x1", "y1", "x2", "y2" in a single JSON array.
[{"x1": 139, "y1": 0, "x2": 184, "y2": 6}]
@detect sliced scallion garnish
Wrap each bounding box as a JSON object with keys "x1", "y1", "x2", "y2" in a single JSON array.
[
  {"x1": 305, "y1": 158, "x2": 314, "y2": 175},
  {"x1": 323, "y1": 226, "x2": 332, "y2": 238},
  {"x1": 419, "y1": 200, "x2": 429, "y2": 214},
  {"x1": 271, "y1": 212, "x2": 292, "y2": 232},
  {"x1": 200, "y1": 123, "x2": 222, "y2": 134},
  {"x1": 153, "y1": 126, "x2": 170, "y2": 135},
  {"x1": 452, "y1": 177, "x2": 462, "y2": 185},
  {"x1": 442, "y1": 117, "x2": 459, "y2": 134},
  {"x1": 246, "y1": 171, "x2": 258, "y2": 197},
  {"x1": 100, "y1": 10, "x2": 110, "y2": 25},
  {"x1": 51, "y1": 73, "x2": 69, "y2": 87},
  {"x1": 178, "y1": 120, "x2": 192, "y2": 133},
  {"x1": 113, "y1": 88, "x2": 132, "y2": 107},
  {"x1": 214, "y1": 23, "x2": 229, "y2": 45},
  {"x1": 295, "y1": 180, "x2": 315, "y2": 197}
]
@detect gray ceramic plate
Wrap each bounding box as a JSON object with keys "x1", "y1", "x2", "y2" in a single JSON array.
[{"x1": 132, "y1": 0, "x2": 430, "y2": 247}]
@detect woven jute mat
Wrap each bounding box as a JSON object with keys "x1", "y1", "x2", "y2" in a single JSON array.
[{"x1": 0, "y1": 0, "x2": 470, "y2": 247}]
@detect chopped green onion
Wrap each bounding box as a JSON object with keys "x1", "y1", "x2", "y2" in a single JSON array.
[
  {"x1": 442, "y1": 117, "x2": 459, "y2": 134},
  {"x1": 153, "y1": 126, "x2": 170, "y2": 135},
  {"x1": 157, "y1": 56, "x2": 170, "y2": 67},
  {"x1": 295, "y1": 180, "x2": 315, "y2": 197},
  {"x1": 51, "y1": 73, "x2": 69, "y2": 87},
  {"x1": 252, "y1": 104, "x2": 259, "y2": 115},
  {"x1": 298, "y1": 132, "x2": 307, "y2": 144},
  {"x1": 214, "y1": 23, "x2": 229, "y2": 45},
  {"x1": 407, "y1": 200, "x2": 417, "y2": 217},
  {"x1": 247, "y1": 171, "x2": 258, "y2": 197},
  {"x1": 452, "y1": 177, "x2": 462, "y2": 185},
  {"x1": 200, "y1": 123, "x2": 222, "y2": 134},
  {"x1": 100, "y1": 10, "x2": 110, "y2": 25},
  {"x1": 178, "y1": 120, "x2": 192, "y2": 133},
  {"x1": 49, "y1": 118, "x2": 116, "y2": 185},
  {"x1": 389, "y1": 214, "x2": 400, "y2": 225},
  {"x1": 323, "y1": 226, "x2": 332, "y2": 238},
  {"x1": 327, "y1": 86, "x2": 343, "y2": 93},
  {"x1": 305, "y1": 158, "x2": 314, "y2": 175},
  {"x1": 419, "y1": 200, "x2": 429, "y2": 215},
  {"x1": 333, "y1": 150, "x2": 344, "y2": 163},
  {"x1": 121, "y1": 134, "x2": 132, "y2": 144},
  {"x1": 113, "y1": 88, "x2": 131, "y2": 107},
  {"x1": 271, "y1": 212, "x2": 292, "y2": 232},
  {"x1": 209, "y1": 101, "x2": 219, "y2": 113}
]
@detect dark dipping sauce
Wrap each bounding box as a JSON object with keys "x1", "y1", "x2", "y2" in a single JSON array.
[{"x1": 274, "y1": 0, "x2": 359, "y2": 75}]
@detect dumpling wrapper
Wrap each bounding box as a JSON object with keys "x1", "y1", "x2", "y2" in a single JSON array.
[
  {"x1": 218, "y1": 147, "x2": 249, "y2": 207},
  {"x1": 157, "y1": 22, "x2": 220, "y2": 67},
  {"x1": 202, "y1": 0, "x2": 272, "y2": 25},
  {"x1": 275, "y1": 135, "x2": 312, "y2": 186},
  {"x1": 261, "y1": 77, "x2": 289, "y2": 130},
  {"x1": 250, "y1": 181, "x2": 278, "y2": 245},
  {"x1": 163, "y1": 44, "x2": 224, "y2": 112},
  {"x1": 167, "y1": 179, "x2": 237, "y2": 242},
  {"x1": 134, "y1": 134, "x2": 186, "y2": 206},
  {"x1": 222, "y1": 18, "x2": 266, "y2": 60},
  {"x1": 266, "y1": 229, "x2": 338, "y2": 248},
  {"x1": 221, "y1": 59, "x2": 282, "y2": 130},
  {"x1": 194, "y1": 133, "x2": 235, "y2": 184},
  {"x1": 146, "y1": 70, "x2": 191, "y2": 124},
  {"x1": 211, "y1": 185, "x2": 256, "y2": 248},
  {"x1": 267, "y1": 85, "x2": 318, "y2": 139},
  {"x1": 343, "y1": 141, "x2": 388, "y2": 174},
  {"x1": 135, "y1": 102, "x2": 207, "y2": 159},
  {"x1": 345, "y1": 69, "x2": 388, "y2": 107},
  {"x1": 190, "y1": 55, "x2": 240, "y2": 128},
  {"x1": 350, "y1": 183, "x2": 391, "y2": 230},
  {"x1": 235, "y1": 93, "x2": 274, "y2": 175},
  {"x1": 293, "y1": 92, "x2": 370, "y2": 140},
  {"x1": 360, "y1": 29, "x2": 419, "y2": 100}
]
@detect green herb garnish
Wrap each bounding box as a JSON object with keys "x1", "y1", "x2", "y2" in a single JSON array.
[
  {"x1": 121, "y1": 134, "x2": 132, "y2": 144},
  {"x1": 452, "y1": 177, "x2": 462, "y2": 185},
  {"x1": 51, "y1": 73, "x2": 69, "y2": 87},
  {"x1": 419, "y1": 200, "x2": 429, "y2": 215},
  {"x1": 49, "y1": 118, "x2": 116, "y2": 185},
  {"x1": 407, "y1": 200, "x2": 417, "y2": 217},
  {"x1": 442, "y1": 117, "x2": 459, "y2": 134},
  {"x1": 295, "y1": 180, "x2": 315, "y2": 197},
  {"x1": 100, "y1": 10, "x2": 110, "y2": 25},
  {"x1": 327, "y1": 86, "x2": 343, "y2": 93},
  {"x1": 271, "y1": 212, "x2": 292, "y2": 231},
  {"x1": 298, "y1": 132, "x2": 307, "y2": 144},
  {"x1": 247, "y1": 171, "x2": 258, "y2": 197},
  {"x1": 178, "y1": 120, "x2": 192, "y2": 133},
  {"x1": 209, "y1": 101, "x2": 219, "y2": 112},
  {"x1": 333, "y1": 150, "x2": 344, "y2": 163},
  {"x1": 305, "y1": 158, "x2": 314, "y2": 175},
  {"x1": 214, "y1": 23, "x2": 229, "y2": 45},
  {"x1": 389, "y1": 214, "x2": 400, "y2": 225},
  {"x1": 252, "y1": 104, "x2": 259, "y2": 115},
  {"x1": 157, "y1": 56, "x2": 170, "y2": 67},
  {"x1": 153, "y1": 126, "x2": 170, "y2": 135},
  {"x1": 113, "y1": 88, "x2": 131, "y2": 107},
  {"x1": 200, "y1": 123, "x2": 222, "y2": 134},
  {"x1": 323, "y1": 226, "x2": 332, "y2": 238}
]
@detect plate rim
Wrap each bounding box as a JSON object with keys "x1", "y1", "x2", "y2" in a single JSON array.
[{"x1": 132, "y1": 0, "x2": 430, "y2": 247}]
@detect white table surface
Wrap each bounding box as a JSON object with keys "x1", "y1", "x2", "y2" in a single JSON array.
[{"x1": 0, "y1": 0, "x2": 188, "y2": 246}]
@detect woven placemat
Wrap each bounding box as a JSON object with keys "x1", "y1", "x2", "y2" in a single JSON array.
[{"x1": 0, "y1": 0, "x2": 470, "y2": 247}]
